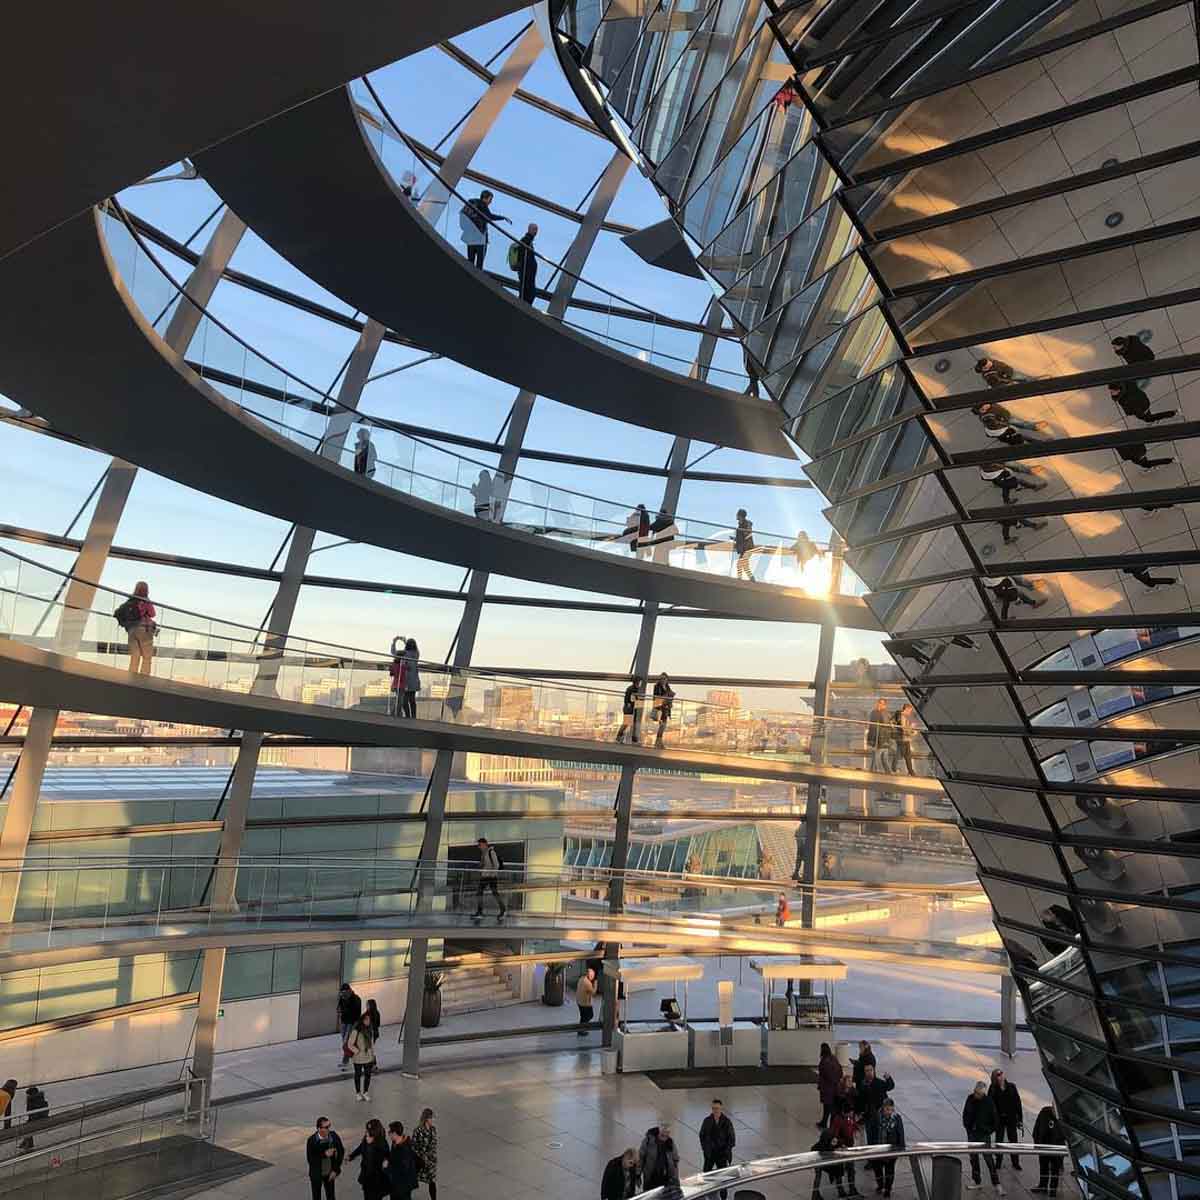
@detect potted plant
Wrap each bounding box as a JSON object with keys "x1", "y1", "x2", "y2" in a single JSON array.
[
  {"x1": 421, "y1": 971, "x2": 444, "y2": 1028},
  {"x1": 542, "y1": 962, "x2": 565, "y2": 1007}
]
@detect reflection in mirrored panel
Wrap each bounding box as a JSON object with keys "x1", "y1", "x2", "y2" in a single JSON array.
[
  {"x1": 963, "y1": 826, "x2": 1066, "y2": 881},
  {"x1": 882, "y1": 631, "x2": 1007, "y2": 681},
  {"x1": 806, "y1": 416, "x2": 940, "y2": 503},
  {"x1": 942, "y1": 778, "x2": 1050, "y2": 830},
  {"x1": 866, "y1": 575, "x2": 988, "y2": 633},
  {"x1": 825, "y1": 471, "x2": 955, "y2": 544},
  {"x1": 844, "y1": 80, "x2": 1200, "y2": 237},
  {"x1": 848, "y1": 524, "x2": 973, "y2": 591},
  {"x1": 914, "y1": 684, "x2": 1024, "y2": 731},
  {"x1": 787, "y1": 363, "x2": 920, "y2": 459},
  {"x1": 892, "y1": 223, "x2": 1200, "y2": 350},
  {"x1": 1001, "y1": 623, "x2": 1200, "y2": 675}
]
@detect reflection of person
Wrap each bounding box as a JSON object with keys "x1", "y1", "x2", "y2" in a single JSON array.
[
  {"x1": 1118, "y1": 442, "x2": 1174, "y2": 470},
  {"x1": 1112, "y1": 335, "x2": 1155, "y2": 365},
  {"x1": 1108, "y1": 381, "x2": 1175, "y2": 423},
  {"x1": 974, "y1": 357, "x2": 1015, "y2": 388}
]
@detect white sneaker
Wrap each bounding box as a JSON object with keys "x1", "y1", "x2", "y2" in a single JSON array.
[
  {"x1": 363, "y1": 1092, "x2": 371, "y2": 1101},
  {"x1": 966, "y1": 1184, "x2": 982, "y2": 1191},
  {"x1": 355, "y1": 1093, "x2": 365, "y2": 1101},
  {"x1": 997, "y1": 1187, "x2": 1006, "y2": 1195}
]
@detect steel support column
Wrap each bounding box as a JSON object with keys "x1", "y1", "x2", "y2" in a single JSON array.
[
  {"x1": 1000, "y1": 974, "x2": 1017, "y2": 1058},
  {"x1": 0, "y1": 210, "x2": 246, "y2": 923},
  {"x1": 403, "y1": 149, "x2": 630, "y2": 1073},
  {"x1": 194, "y1": 318, "x2": 384, "y2": 1090},
  {"x1": 602, "y1": 299, "x2": 721, "y2": 1046},
  {"x1": 419, "y1": 24, "x2": 544, "y2": 222}
]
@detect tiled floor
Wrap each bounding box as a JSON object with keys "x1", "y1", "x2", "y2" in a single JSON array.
[{"x1": 181, "y1": 1027, "x2": 1074, "y2": 1200}]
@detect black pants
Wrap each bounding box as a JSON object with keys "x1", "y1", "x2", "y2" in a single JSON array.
[
  {"x1": 466, "y1": 244, "x2": 485, "y2": 269},
  {"x1": 1037, "y1": 1156, "x2": 1062, "y2": 1192},
  {"x1": 970, "y1": 1136, "x2": 1000, "y2": 1184},
  {"x1": 392, "y1": 1190, "x2": 413, "y2": 1200},
  {"x1": 874, "y1": 1160, "x2": 896, "y2": 1194},
  {"x1": 353, "y1": 1061, "x2": 373, "y2": 1093},
  {"x1": 894, "y1": 742, "x2": 914, "y2": 774},
  {"x1": 578, "y1": 1003, "x2": 594, "y2": 1034},
  {"x1": 425, "y1": 1183, "x2": 437, "y2": 1200},
  {"x1": 475, "y1": 877, "x2": 505, "y2": 915},
  {"x1": 819, "y1": 1101, "x2": 834, "y2": 1128},
  {"x1": 812, "y1": 1167, "x2": 844, "y2": 1198},
  {"x1": 999, "y1": 1118, "x2": 1020, "y2": 1166},
  {"x1": 311, "y1": 1175, "x2": 337, "y2": 1200},
  {"x1": 704, "y1": 1153, "x2": 731, "y2": 1199},
  {"x1": 399, "y1": 691, "x2": 416, "y2": 719}
]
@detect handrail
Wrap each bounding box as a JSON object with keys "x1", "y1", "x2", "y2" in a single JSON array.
[
  {"x1": 0, "y1": 545, "x2": 907, "y2": 750},
  {"x1": 634, "y1": 1144, "x2": 1070, "y2": 1200},
  {"x1": 0, "y1": 1079, "x2": 190, "y2": 1143},
  {"x1": 102, "y1": 201, "x2": 832, "y2": 567}
]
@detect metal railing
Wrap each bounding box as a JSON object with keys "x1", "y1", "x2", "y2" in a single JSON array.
[
  {"x1": 99, "y1": 203, "x2": 865, "y2": 596},
  {"x1": 0, "y1": 545, "x2": 923, "y2": 770},
  {"x1": 634, "y1": 1143, "x2": 1071, "y2": 1200}
]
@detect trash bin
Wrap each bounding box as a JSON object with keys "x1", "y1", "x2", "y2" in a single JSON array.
[{"x1": 601, "y1": 1049, "x2": 618, "y2": 1075}]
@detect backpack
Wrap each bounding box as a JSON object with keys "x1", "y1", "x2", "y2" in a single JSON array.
[
  {"x1": 114, "y1": 598, "x2": 139, "y2": 630},
  {"x1": 507, "y1": 242, "x2": 521, "y2": 270}
]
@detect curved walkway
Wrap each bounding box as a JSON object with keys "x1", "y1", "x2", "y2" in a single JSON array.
[
  {"x1": 0, "y1": 894, "x2": 1002, "y2": 976},
  {"x1": 0, "y1": 638, "x2": 944, "y2": 796},
  {"x1": 194, "y1": 87, "x2": 793, "y2": 455},
  {"x1": 0, "y1": 210, "x2": 871, "y2": 626},
  {"x1": 2, "y1": 0, "x2": 529, "y2": 260}
]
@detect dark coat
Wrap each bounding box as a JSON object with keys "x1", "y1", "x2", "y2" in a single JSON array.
[
  {"x1": 852, "y1": 1047, "x2": 875, "y2": 1087},
  {"x1": 349, "y1": 1137, "x2": 389, "y2": 1191},
  {"x1": 818, "y1": 1053, "x2": 844, "y2": 1104},
  {"x1": 306, "y1": 1130, "x2": 346, "y2": 1179},
  {"x1": 988, "y1": 1081, "x2": 1023, "y2": 1125},
  {"x1": 1115, "y1": 338, "x2": 1155, "y2": 364},
  {"x1": 699, "y1": 1113, "x2": 736, "y2": 1158},
  {"x1": 602, "y1": 1156, "x2": 637, "y2": 1200},
  {"x1": 639, "y1": 1128, "x2": 679, "y2": 1188},
  {"x1": 963, "y1": 1093, "x2": 998, "y2": 1138},
  {"x1": 856, "y1": 1074, "x2": 893, "y2": 1119},
  {"x1": 515, "y1": 235, "x2": 537, "y2": 300},
  {"x1": 337, "y1": 989, "x2": 362, "y2": 1025},
  {"x1": 385, "y1": 1139, "x2": 422, "y2": 1193},
  {"x1": 1032, "y1": 1107, "x2": 1065, "y2": 1148}
]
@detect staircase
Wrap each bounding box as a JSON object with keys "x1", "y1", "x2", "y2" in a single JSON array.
[{"x1": 440, "y1": 954, "x2": 523, "y2": 1015}]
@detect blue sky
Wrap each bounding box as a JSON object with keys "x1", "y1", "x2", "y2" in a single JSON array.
[{"x1": 0, "y1": 12, "x2": 888, "y2": 690}]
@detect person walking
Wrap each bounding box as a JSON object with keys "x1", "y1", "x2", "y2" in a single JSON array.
[
  {"x1": 337, "y1": 983, "x2": 363, "y2": 1068},
  {"x1": 400, "y1": 638, "x2": 420, "y2": 719},
  {"x1": 1112, "y1": 335, "x2": 1155, "y2": 365},
  {"x1": 471, "y1": 469, "x2": 494, "y2": 520},
  {"x1": 0, "y1": 1080, "x2": 15, "y2": 1132},
  {"x1": 851, "y1": 1040, "x2": 875, "y2": 1089},
  {"x1": 1108, "y1": 381, "x2": 1175, "y2": 423},
  {"x1": 345, "y1": 1014, "x2": 376, "y2": 1102},
  {"x1": 576, "y1": 966, "x2": 598, "y2": 1036},
  {"x1": 1000, "y1": 516, "x2": 1047, "y2": 545},
  {"x1": 651, "y1": 672, "x2": 675, "y2": 747},
  {"x1": 699, "y1": 1099, "x2": 736, "y2": 1199},
  {"x1": 984, "y1": 575, "x2": 1044, "y2": 621},
  {"x1": 988, "y1": 1069, "x2": 1023, "y2": 1170},
  {"x1": 890, "y1": 704, "x2": 917, "y2": 775},
  {"x1": 116, "y1": 582, "x2": 157, "y2": 675},
  {"x1": 866, "y1": 698, "x2": 891, "y2": 772},
  {"x1": 602, "y1": 1149, "x2": 640, "y2": 1200},
  {"x1": 385, "y1": 1122, "x2": 422, "y2": 1200},
  {"x1": 354, "y1": 428, "x2": 378, "y2": 478},
  {"x1": 974, "y1": 357, "x2": 1015, "y2": 389},
  {"x1": 366, "y1": 998, "x2": 381, "y2": 1043},
  {"x1": 962, "y1": 1081, "x2": 1002, "y2": 1191},
  {"x1": 734, "y1": 509, "x2": 755, "y2": 580},
  {"x1": 459, "y1": 190, "x2": 510, "y2": 269},
  {"x1": 776, "y1": 892, "x2": 791, "y2": 927},
  {"x1": 1118, "y1": 442, "x2": 1174, "y2": 471},
  {"x1": 411, "y1": 1109, "x2": 438, "y2": 1200},
  {"x1": 17, "y1": 1084, "x2": 48, "y2": 1151},
  {"x1": 616, "y1": 676, "x2": 644, "y2": 744},
  {"x1": 1031, "y1": 1106, "x2": 1065, "y2": 1195},
  {"x1": 980, "y1": 410, "x2": 1043, "y2": 446},
  {"x1": 974, "y1": 402, "x2": 1045, "y2": 434},
  {"x1": 874, "y1": 1099, "x2": 906, "y2": 1198},
  {"x1": 1124, "y1": 566, "x2": 1176, "y2": 589},
  {"x1": 979, "y1": 464, "x2": 1046, "y2": 503},
  {"x1": 473, "y1": 836, "x2": 507, "y2": 918},
  {"x1": 817, "y1": 1042, "x2": 843, "y2": 1129},
  {"x1": 512, "y1": 224, "x2": 538, "y2": 304},
  {"x1": 639, "y1": 1123, "x2": 680, "y2": 1190},
  {"x1": 348, "y1": 1118, "x2": 390, "y2": 1200},
  {"x1": 626, "y1": 504, "x2": 650, "y2": 556},
  {"x1": 307, "y1": 1117, "x2": 346, "y2": 1200}
]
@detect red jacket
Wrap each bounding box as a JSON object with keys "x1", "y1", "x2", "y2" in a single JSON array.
[{"x1": 389, "y1": 659, "x2": 405, "y2": 689}]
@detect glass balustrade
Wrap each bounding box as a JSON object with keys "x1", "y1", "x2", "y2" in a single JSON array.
[
  {"x1": 0, "y1": 545, "x2": 923, "y2": 782},
  {"x1": 99, "y1": 206, "x2": 869, "y2": 598}
]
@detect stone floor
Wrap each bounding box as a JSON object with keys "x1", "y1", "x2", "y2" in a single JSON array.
[{"x1": 184, "y1": 1029, "x2": 1074, "y2": 1200}]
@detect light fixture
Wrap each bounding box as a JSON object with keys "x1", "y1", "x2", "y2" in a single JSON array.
[
  {"x1": 1105, "y1": 212, "x2": 1124, "y2": 228},
  {"x1": 934, "y1": 358, "x2": 951, "y2": 374}
]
